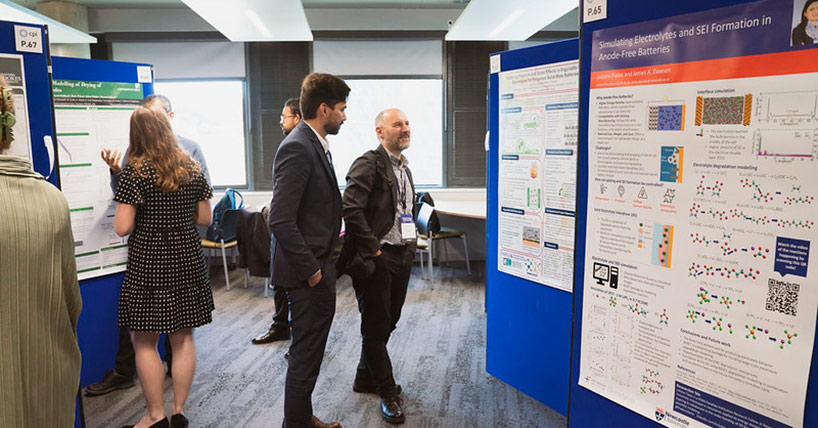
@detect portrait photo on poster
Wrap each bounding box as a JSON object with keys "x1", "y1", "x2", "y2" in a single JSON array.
[{"x1": 792, "y1": 0, "x2": 818, "y2": 46}]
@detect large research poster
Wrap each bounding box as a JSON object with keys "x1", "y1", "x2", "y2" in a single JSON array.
[
  {"x1": 54, "y1": 80, "x2": 143, "y2": 280},
  {"x1": 497, "y1": 60, "x2": 578, "y2": 291},
  {"x1": 578, "y1": 1, "x2": 818, "y2": 428}
]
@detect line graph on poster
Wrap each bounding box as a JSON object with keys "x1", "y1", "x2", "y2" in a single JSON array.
[
  {"x1": 755, "y1": 91, "x2": 818, "y2": 124},
  {"x1": 752, "y1": 129, "x2": 818, "y2": 162}
]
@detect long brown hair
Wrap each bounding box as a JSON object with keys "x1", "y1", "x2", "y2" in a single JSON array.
[{"x1": 127, "y1": 106, "x2": 199, "y2": 192}]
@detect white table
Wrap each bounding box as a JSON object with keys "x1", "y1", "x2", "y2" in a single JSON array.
[{"x1": 433, "y1": 201, "x2": 487, "y2": 219}]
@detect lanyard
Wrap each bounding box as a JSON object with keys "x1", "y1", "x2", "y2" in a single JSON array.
[{"x1": 396, "y1": 167, "x2": 407, "y2": 210}]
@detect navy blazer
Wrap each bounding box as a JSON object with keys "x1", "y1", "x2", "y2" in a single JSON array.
[{"x1": 269, "y1": 121, "x2": 343, "y2": 288}]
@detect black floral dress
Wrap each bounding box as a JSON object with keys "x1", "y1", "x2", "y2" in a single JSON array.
[{"x1": 114, "y1": 161, "x2": 214, "y2": 332}]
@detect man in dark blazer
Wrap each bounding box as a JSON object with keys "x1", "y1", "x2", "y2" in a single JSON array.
[
  {"x1": 269, "y1": 74, "x2": 348, "y2": 428},
  {"x1": 252, "y1": 97, "x2": 302, "y2": 346},
  {"x1": 337, "y1": 108, "x2": 417, "y2": 424}
]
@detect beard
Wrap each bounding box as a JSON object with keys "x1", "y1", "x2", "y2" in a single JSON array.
[
  {"x1": 388, "y1": 133, "x2": 410, "y2": 152},
  {"x1": 324, "y1": 119, "x2": 343, "y2": 135}
]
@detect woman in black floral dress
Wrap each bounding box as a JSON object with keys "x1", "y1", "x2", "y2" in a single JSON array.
[{"x1": 114, "y1": 106, "x2": 213, "y2": 428}]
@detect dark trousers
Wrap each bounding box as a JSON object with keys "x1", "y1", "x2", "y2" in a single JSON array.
[
  {"x1": 115, "y1": 327, "x2": 172, "y2": 377},
  {"x1": 271, "y1": 235, "x2": 289, "y2": 327},
  {"x1": 284, "y1": 263, "x2": 336, "y2": 428},
  {"x1": 272, "y1": 286, "x2": 290, "y2": 326},
  {"x1": 352, "y1": 243, "x2": 412, "y2": 399}
]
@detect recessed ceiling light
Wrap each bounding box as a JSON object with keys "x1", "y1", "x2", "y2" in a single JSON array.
[
  {"x1": 446, "y1": 0, "x2": 576, "y2": 41},
  {"x1": 181, "y1": 0, "x2": 312, "y2": 42}
]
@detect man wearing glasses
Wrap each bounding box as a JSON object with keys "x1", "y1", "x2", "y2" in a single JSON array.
[{"x1": 252, "y1": 97, "x2": 302, "y2": 346}]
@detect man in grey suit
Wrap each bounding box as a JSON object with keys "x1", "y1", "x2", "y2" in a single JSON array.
[{"x1": 269, "y1": 73, "x2": 348, "y2": 428}]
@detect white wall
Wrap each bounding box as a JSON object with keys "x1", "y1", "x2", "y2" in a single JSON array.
[
  {"x1": 112, "y1": 42, "x2": 246, "y2": 80},
  {"x1": 313, "y1": 40, "x2": 442, "y2": 76}
]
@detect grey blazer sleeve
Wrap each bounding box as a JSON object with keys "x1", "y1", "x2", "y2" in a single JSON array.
[{"x1": 178, "y1": 136, "x2": 211, "y2": 186}]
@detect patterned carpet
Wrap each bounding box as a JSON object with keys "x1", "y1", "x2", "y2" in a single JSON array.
[{"x1": 83, "y1": 263, "x2": 566, "y2": 428}]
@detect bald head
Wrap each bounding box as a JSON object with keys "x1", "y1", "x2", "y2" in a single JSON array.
[{"x1": 375, "y1": 108, "x2": 410, "y2": 156}]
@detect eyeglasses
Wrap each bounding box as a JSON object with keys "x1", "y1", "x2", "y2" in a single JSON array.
[{"x1": 280, "y1": 114, "x2": 297, "y2": 120}]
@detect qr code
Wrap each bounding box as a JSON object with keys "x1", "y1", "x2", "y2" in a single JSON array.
[{"x1": 766, "y1": 278, "x2": 800, "y2": 316}]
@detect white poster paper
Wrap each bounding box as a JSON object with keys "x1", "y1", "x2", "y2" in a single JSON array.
[
  {"x1": 578, "y1": 2, "x2": 818, "y2": 428},
  {"x1": 54, "y1": 80, "x2": 144, "y2": 280},
  {"x1": 497, "y1": 60, "x2": 578, "y2": 292}
]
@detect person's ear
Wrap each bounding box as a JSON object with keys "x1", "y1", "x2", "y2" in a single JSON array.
[
  {"x1": 167, "y1": 111, "x2": 175, "y2": 120},
  {"x1": 294, "y1": 114, "x2": 301, "y2": 124}
]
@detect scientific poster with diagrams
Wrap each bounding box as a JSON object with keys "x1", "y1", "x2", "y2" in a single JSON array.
[
  {"x1": 0, "y1": 54, "x2": 32, "y2": 161},
  {"x1": 578, "y1": 1, "x2": 818, "y2": 428},
  {"x1": 497, "y1": 59, "x2": 578, "y2": 292},
  {"x1": 54, "y1": 79, "x2": 144, "y2": 280}
]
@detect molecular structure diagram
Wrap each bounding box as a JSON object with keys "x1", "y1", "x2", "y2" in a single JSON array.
[
  {"x1": 658, "y1": 309, "x2": 669, "y2": 326},
  {"x1": 784, "y1": 195, "x2": 814, "y2": 205},
  {"x1": 689, "y1": 233, "x2": 770, "y2": 258},
  {"x1": 697, "y1": 287, "x2": 711, "y2": 304},
  {"x1": 780, "y1": 330, "x2": 798, "y2": 349},
  {"x1": 696, "y1": 287, "x2": 746, "y2": 309},
  {"x1": 710, "y1": 317, "x2": 733, "y2": 334},
  {"x1": 697, "y1": 176, "x2": 724, "y2": 197},
  {"x1": 640, "y1": 369, "x2": 664, "y2": 395},
  {"x1": 689, "y1": 204, "x2": 814, "y2": 229},
  {"x1": 719, "y1": 295, "x2": 746, "y2": 309},
  {"x1": 687, "y1": 310, "x2": 702, "y2": 323},
  {"x1": 629, "y1": 303, "x2": 648, "y2": 317},
  {"x1": 745, "y1": 324, "x2": 769, "y2": 340},
  {"x1": 689, "y1": 263, "x2": 760, "y2": 280},
  {"x1": 745, "y1": 325, "x2": 799, "y2": 350},
  {"x1": 740, "y1": 179, "x2": 776, "y2": 202},
  {"x1": 609, "y1": 296, "x2": 617, "y2": 307}
]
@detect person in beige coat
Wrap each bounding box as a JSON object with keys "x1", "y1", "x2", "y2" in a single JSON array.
[{"x1": 0, "y1": 76, "x2": 82, "y2": 427}]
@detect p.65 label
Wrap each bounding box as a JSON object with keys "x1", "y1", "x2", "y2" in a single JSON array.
[{"x1": 583, "y1": 0, "x2": 608, "y2": 23}]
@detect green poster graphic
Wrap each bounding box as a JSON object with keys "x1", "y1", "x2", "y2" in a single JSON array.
[{"x1": 53, "y1": 80, "x2": 143, "y2": 100}]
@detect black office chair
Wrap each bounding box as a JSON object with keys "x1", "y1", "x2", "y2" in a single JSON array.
[
  {"x1": 416, "y1": 202, "x2": 471, "y2": 280},
  {"x1": 201, "y1": 208, "x2": 240, "y2": 290}
]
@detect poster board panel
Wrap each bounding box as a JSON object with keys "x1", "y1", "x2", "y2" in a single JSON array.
[
  {"x1": 52, "y1": 57, "x2": 153, "y2": 281},
  {"x1": 571, "y1": 1, "x2": 818, "y2": 428},
  {"x1": 486, "y1": 39, "x2": 579, "y2": 416}
]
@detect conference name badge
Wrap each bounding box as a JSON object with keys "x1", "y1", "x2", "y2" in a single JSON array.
[{"x1": 400, "y1": 214, "x2": 417, "y2": 242}]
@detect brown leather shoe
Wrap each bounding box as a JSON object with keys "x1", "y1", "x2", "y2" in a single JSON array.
[{"x1": 311, "y1": 415, "x2": 341, "y2": 428}]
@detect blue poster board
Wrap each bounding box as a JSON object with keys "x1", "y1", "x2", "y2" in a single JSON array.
[
  {"x1": 0, "y1": 20, "x2": 56, "y2": 184},
  {"x1": 570, "y1": 1, "x2": 818, "y2": 427},
  {"x1": 485, "y1": 38, "x2": 578, "y2": 416},
  {"x1": 51, "y1": 57, "x2": 154, "y2": 406}
]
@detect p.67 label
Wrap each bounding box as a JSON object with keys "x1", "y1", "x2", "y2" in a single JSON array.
[{"x1": 15, "y1": 25, "x2": 43, "y2": 54}]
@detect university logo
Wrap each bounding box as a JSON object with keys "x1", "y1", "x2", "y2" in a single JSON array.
[{"x1": 655, "y1": 408, "x2": 666, "y2": 422}]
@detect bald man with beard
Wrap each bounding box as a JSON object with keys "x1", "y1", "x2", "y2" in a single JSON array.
[{"x1": 337, "y1": 108, "x2": 417, "y2": 424}]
